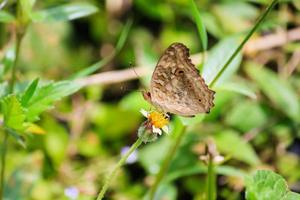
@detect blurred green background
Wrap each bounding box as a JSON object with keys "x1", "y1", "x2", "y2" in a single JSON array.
[{"x1": 1, "y1": 0, "x2": 300, "y2": 199}]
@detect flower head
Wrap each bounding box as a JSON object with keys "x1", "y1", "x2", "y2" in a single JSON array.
[
  {"x1": 140, "y1": 109, "x2": 169, "y2": 135},
  {"x1": 138, "y1": 109, "x2": 170, "y2": 143}
]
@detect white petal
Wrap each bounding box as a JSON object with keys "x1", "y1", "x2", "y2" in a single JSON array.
[
  {"x1": 162, "y1": 126, "x2": 169, "y2": 134},
  {"x1": 140, "y1": 109, "x2": 149, "y2": 118},
  {"x1": 152, "y1": 126, "x2": 162, "y2": 135}
]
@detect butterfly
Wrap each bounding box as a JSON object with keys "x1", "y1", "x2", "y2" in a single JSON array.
[{"x1": 142, "y1": 43, "x2": 215, "y2": 117}]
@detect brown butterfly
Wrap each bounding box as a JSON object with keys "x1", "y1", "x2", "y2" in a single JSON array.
[{"x1": 143, "y1": 43, "x2": 215, "y2": 117}]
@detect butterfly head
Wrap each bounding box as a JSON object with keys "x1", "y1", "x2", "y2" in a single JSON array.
[{"x1": 142, "y1": 91, "x2": 152, "y2": 103}]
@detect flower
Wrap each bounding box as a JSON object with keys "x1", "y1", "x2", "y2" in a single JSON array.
[
  {"x1": 121, "y1": 146, "x2": 138, "y2": 164},
  {"x1": 64, "y1": 186, "x2": 79, "y2": 200},
  {"x1": 140, "y1": 109, "x2": 169, "y2": 135}
]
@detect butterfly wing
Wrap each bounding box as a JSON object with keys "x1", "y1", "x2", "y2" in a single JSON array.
[{"x1": 149, "y1": 43, "x2": 215, "y2": 116}]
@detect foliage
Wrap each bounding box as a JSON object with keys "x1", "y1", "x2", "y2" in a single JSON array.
[
  {"x1": 0, "y1": 0, "x2": 299, "y2": 199},
  {"x1": 245, "y1": 170, "x2": 300, "y2": 200}
]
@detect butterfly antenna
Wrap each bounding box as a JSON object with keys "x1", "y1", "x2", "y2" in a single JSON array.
[
  {"x1": 129, "y1": 62, "x2": 148, "y2": 93},
  {"x1": 130, "y1": 62, "x2": 140, "y2": 78}
]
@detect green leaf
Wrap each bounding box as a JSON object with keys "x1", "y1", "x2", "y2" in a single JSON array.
[
  {"x1": 216, "y1": 77, "x2": 257, "y2": 99},
  {"x1": 5, "y1": 128, "x2": 26, "y2": 148},
  {"x1": 19, "y1": 0, "x2": 36, "y2": 24},
  {"x1": 146, "y1": 184, "x2": 177, "y2": 200},
  {"x1": 245, "y1": 170, "x2": 300, "y2": 200},
  {"x1": 24, "y1": 80, "x2": 81, "y2": 122},
  {"x1": 202, "y1": 37, "x2": 242, "y2": 87},
  {"x1": 214, "y1": 130, "x2": 260, "y2": 166},
  {"x1": 31, "y1": 3, "x2": 98, "y2": 22},
  {"x1": 178, "y1": 114, "x2": 204, "y2": 126},
  {"x1": 285, "y1": 192, "x2": 300, "y2": 200},
  {"x1": 1, "y1": 95, "x2": 26, "y2": 131},
  {"x1": 0, "y1": 11, "x2": 15, "y2": 23},
  {"x1": 189, "y1": 0, "x2": 207, "y2": 51},
  {"x1": 139, "y1": 136, "x2": 172, "y2": 174},
  {"x1": 165, "y1": 165, "x2": 246, "y2": 183},
  {"x1": 20, "y1": 0, "x2": 36, "y2": 13},
  {"x1": 43, "y1": 118, "x2": 69, "y2": 166},
  {"x1": 225, "y1": 100, "x2": 268, "y2": 132},
  {"x1": 21, "y1": 78, "x2": 39, "y2": 107},
  {"x1": 246, "y1": 62, "x2": 300, "y2": 122}
]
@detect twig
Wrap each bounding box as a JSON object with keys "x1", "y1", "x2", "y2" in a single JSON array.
[
  {"x1": 75, "y1": 66, "x2": 149, "y2": 87},
  {"x1": 75, "y1": 26, "x2": 300, "y2": 87},
  {"x1": 283, "y1": 50, "x2": 300, "y2": 77},
  {"x1": 244, "y1": 27, "x2": 300, "y2": 55}
]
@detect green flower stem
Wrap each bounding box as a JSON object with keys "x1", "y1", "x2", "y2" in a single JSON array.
[
  {"x1": 0, "y1": 2, "x2": 26, "y2": 198},
  {"x1": 96, "y1": 137, "x2": 143, "y2": 200},
  {"x1": 0, "y1": 132, "x2": 8, "y2": 200},
  {"x1": 9, "y1": 33, "x2": 23, "y2": 93},
  {"x1": 149, "y1": 126, "x2": 187, "y2": 200},
  {"x1": 207, "y1": 155, "x2": 216, "y2": 200},
  {"x1": 0, "y1": 33, "x2": 23, "y2": 200},
  {"x1": 209, "y1": 0, "x2": 279, "y2": 88}
]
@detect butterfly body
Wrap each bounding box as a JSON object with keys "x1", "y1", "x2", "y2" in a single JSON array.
[{"x1": 143, "y1": 43, "x2": 215, "y2": 117}]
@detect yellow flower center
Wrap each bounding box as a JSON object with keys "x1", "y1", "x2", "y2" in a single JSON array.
[{"x1": 148, "y1": 111, "x2": 169, "y2": 128}]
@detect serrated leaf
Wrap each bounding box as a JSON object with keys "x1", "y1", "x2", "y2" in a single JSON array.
[
  {"x1": 1, "y1": 95, "x2": 26, "y2": 131},
  {"x1": 246, "y1": 62, "x2": 300, "y2": 122},
  {"x1": 245, "y1": 170, "x2": 300, "y2": 200},
  {"x1": 31, "y1": 3, "x2": 98, "y2": 22},
  {"x1": 0, "y1": 11, "x2": 15, "y2": 23},
  {"x1": 24, "y1": 80, "x2": 81, "y2": 122},
  {"x1": 21, "y1": 78, "x2": 39, "y2": 107}
]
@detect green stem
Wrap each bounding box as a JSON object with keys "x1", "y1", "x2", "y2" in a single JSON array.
[
  {"x1": 0, "y1": 132, "x2": 8, "y2": 200},
  {"x1": 96, "y1": 137, "x2": 143, "y2": 200},
  {"x1": 206, "y1": 155, "x2": 216, "y2": 200},
  {"x1": 149, "y1": 126, "x2": 187, "y2": 200},
  {"x1": 8, "y1": 34, "x2": 23, "y2": 93},
  {"x1": 0, "y1": 6, "x2": 25, "y2": 198},
  {"x1": 209, "y1": 0, "x2": 279, "y2": 88}
]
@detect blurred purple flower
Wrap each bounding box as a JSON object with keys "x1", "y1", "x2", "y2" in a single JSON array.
[
  {"x1": 64, "y1": 186, "x2": 79, "y2": 200},
  {"x1": 121, "y1": 146, "x2": 138, "y2": 164}
]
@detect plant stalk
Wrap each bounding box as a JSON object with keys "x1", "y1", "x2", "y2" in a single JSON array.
[
  {"x1": 0, "y1": 6, "x2": 26, "y2": 197},
  {"x1": 96, "y1": 137, "x2": 143, "y2": 200},
  {"x1": 209, "y1": 0, "x2": 279, "y2": 88},
  {"x1": 206, "y1": 154, "x2": 216, "y2": 200},
  {"x1": 0, "y1": 132, "x2": 8, "y2": 200},
  {"x1": 8, "y1": 34, "x2": 23, "y2": 93},
  {"x1": 149, "y1": 126, "x2": 187, "y2": 200}
]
